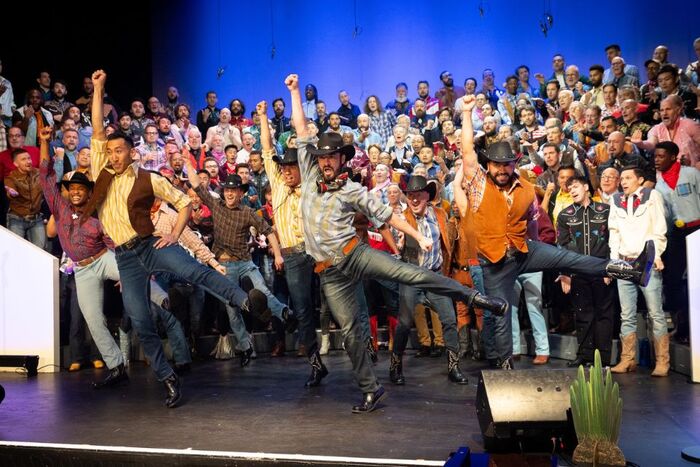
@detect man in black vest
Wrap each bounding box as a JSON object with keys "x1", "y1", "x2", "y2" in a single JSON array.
[{"x1": 84, "y1": 70, "x2": 267, "y2": 408}]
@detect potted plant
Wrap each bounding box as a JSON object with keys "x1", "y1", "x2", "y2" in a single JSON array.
[{"x1": 569, "y1": 349, "x2": 626, "y2": 467}]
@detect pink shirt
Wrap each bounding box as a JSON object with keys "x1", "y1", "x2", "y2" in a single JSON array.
[{"x1": 648, "y1": 118, "x2": 700, "y2": 166}]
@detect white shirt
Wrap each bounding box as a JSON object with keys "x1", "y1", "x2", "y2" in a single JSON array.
[
  {"x1": 0, "y1": 76, "x2": 15, "y2": 118},
  {"x1": 608, "y1": 187, "x2": 667, "y2": 261}
]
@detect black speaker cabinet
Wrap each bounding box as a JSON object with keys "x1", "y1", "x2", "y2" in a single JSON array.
[{"x1": 476, "y1": 369, "x2": 578, "y2": 453}]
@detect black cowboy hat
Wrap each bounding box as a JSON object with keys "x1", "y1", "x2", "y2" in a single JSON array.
[
  {"x1": 221, "y1": 174, "x2": 249, "y2": 192},
  {"x1": 272, "y1": 147, "x2": 299, "y2": 165},
  {"x1": 307, "y1": 132, "x2": 355, "y2": 159},
  {"x1": 60, "y1": 171, "x2": 94, "y2": 190},
  {"x1": 484, "y1": 141, "x2": 518, "y2": 163},
  {"x1": 403, "y1": 174, "x2": 437, "y2": 200}
]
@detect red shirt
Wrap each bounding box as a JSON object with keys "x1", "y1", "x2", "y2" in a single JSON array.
[{"x1": 0, "y1": 146, "x2": 40, "y2": 180}]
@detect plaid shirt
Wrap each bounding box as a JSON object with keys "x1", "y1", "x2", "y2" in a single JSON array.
[
  {"x1": 298, "y1": 136, "x2": 393, "y2": 262},
  {"x1": 151, "y1": 201, "x2": 215, "y2": 264},
  {"x1": 416, "y1": 206, "x2": 443, "y2": 271},
  {"x1": 368, "y1": 111, "x2": 397, "y2": 147},
  {"x1": 195, "y1": 184, "x2": 271, "y2": 261},
  {"x1": 40, "y1": 158, "x2": 110, "y2": 262}
]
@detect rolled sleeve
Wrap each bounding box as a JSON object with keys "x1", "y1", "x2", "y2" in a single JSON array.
[{"x1": 151, "y1": 173, "x2": 191, "y2": 211}]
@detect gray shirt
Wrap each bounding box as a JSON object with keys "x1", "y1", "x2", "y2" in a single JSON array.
[{"x1": 298, "y1": 136, "x2": 393, "y2": 262}]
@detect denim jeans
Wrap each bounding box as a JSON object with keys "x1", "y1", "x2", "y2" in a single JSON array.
[
  {"x1": 7, "y1": 213, "x2": 46, "y2": 250},
  {"x1": 283, "y1": 252, "x2": 318, "y2": 356},
  {"x1": 618, "y1": 269, "x2": 666, "y2": 338},
  {"x1": 323, "y1": 242, "x2": 479, "y2": 393},
  {"x1": 481, "y1": 240, "x2": 609, "y2": 364},
  {"x1": 222, "y1": 259, "x2": 289, "y2": 350},
  {"x1": 394, "y1": 284, "x2": 459, "y2": 355},
  {"x1": 512, "y1": 271, "x2": 549, "y2": 356},
  {"x1": 115, "y1": 237, "x2": 249, "y2": 380},
  {"x1": 74, "y1": 251, "x2": 125, "y2": 370},
  {"x1": 61, "y1": 272, "x2": 97, "y2": 364}
]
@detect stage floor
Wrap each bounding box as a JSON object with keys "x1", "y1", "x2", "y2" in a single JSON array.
[{"x1": 1, "y1": 350, "x2": 699, "y2": 466}]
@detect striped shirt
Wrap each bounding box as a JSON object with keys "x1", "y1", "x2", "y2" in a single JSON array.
[
  {"x1": 262, "y1": 149, "x2": 305, "y2": 248},
  {"x1": 90, "y1": 139, "x2": 191, "y2": 246},
  {"x1": 298, "y1": 136, "x2": 393, "y2": 262},
  {"x1": 195, "y1": 184, "x2": 272, "y2": 261},
  {"x1": 368, "y1": 111, "x2": 397, "y2": 147}
]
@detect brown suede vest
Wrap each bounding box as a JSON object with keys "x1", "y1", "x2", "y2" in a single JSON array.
[
  {"x1": 81, "y1": 167, "x2": 155, "y2": 238},
  {"x1": 402, "y1": 205, "x2": 452, "y2": 276},
  {"x1": 452, "y1": 209, "x2": 479, "y2": 267},
  {"x1": 473, "y1": 175, "x2": 535, "y2": 263}
]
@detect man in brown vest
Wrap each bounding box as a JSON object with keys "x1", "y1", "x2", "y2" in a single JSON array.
[
  {"x1": 389, "y1": 175, "x2": 468, "y2": 386},
  {"x1": 454, "y1": 94, "x2": 656, "y2": 370},
  {"x1": 83, "y1": 70, "x2": 267, "y2": 408}
]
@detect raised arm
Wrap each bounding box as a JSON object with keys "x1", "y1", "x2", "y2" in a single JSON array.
[
  {"x1": 257, "y1": 101, "x2": 273, "y2": 152},
  {"x1": 38, "y1": 127, "x2": 52, "y2": 164},
  {"x1": 91, "y1": 70, "x2": 107, "y2": 141},
  {"x1": 452, "y1": 163, "x2": 468, "y2": 218},
  {"x1": 286, "y1": 74, "x2": 307, "y2": 138},
  {"x1": 459, "y1": 95, "x2": 478, "y2": 178}
]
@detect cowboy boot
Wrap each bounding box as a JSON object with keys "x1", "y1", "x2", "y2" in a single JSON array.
[
  {"x1": 305, "y1": 351, "x2": 329, "y2": 387},
  {"x1": 389, "y1": 352, "x2": 405, "y2": 385},
  {"x1": 366, "y1": 338, "x2": 378, "y2": 364},
  {"x1": 447, "y1": 350, "x2": 468, "y2": 384},
  {"x1": 472, "y1": 330, "x2": 485, "y2": 361},
  {"x1": 471, "y1": 293, "x2": 508, "y2": 315},
  {"x1": 458, "y1": 326, "x2": 473, "y2": 358},
  {"x1": 611, "y1": 333, "x2": 637, "y2": 373},
  {"x1": 605, "y1": 240, "x2": 655, "y2": 286},
  {"x1": 651, "y1": 334, "x2": 670, "y2": 377}
]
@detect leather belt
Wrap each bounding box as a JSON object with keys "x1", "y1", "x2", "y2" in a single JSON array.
[
  {"x1": 217, "y1": 252, "x2": 240, "y2": 262},
  {"x1": 116, "y1": 235, "x2": 150, "y2": 252},
  {"x1": 620, "y1": 255, "x2": 638, "y2": 262},
  {"x1": 452, "y1": 258, "x2": 480, "y2": 271},
  {"x1": 75, "y1": 248, "x2": 108, "y2": 267},
  {"x1": 280, "y1": 242, "x2": 306, "y2": 256},
  {"x1": 314, "y1": 237, "x2": 360, "y2": 274},
  {"x1": 9, "y1": 212, "x2": 41, "y2": 222}
]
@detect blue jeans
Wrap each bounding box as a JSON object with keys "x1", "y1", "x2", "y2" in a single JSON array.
[
  {"x1": 395, "y1": 284, "x2": 459, "y2": 355},
  {"x1": 618, "y1": 269, "x2": 666, "y2": 338},
  {"x1": 7, "y1": 213, "x2": 46, "y2": 250},
  {"x1": 74, "y1": 251, "x2": 125, "y2": 370},
  {"x1": 323, "y1": 243, "x2": 479, "y2": 393},
  {"x1": 222, "y1": 260, "x2": 289, "y2": 350},
  {"x1": 481, "y1": 240, "x2": 609, "y2": 364},
  {"x1": 512, "y1": 271, "x2": 549, "y2": 356},
  {"x1": 283, "y1": 252, "x2": 318, "y2": 356},
  {"x1": 115, "y1": 237, "x2": 249, "y2": 380}
]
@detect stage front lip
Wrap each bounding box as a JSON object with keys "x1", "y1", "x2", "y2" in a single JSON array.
[{"x1": 0, "y1": 440, "x2": 445, "y2": 466}]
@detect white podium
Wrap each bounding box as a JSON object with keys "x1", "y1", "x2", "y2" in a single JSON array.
[{"x1": 0, "y1": 226, "x2": 59, "y2": 373}]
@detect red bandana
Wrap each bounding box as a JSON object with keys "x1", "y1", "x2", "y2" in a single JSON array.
[{"x1": 661, "y1": 161, "x2": 681, "y2": 190}]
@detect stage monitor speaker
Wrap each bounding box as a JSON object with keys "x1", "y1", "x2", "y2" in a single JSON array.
[{"x1": 476, "y1": 369, "x2": 578, "y2": 453}]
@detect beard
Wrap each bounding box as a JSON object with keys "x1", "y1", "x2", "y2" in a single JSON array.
[{"x1": 487, "y1": 171, "x2": 514, "y2": 188}]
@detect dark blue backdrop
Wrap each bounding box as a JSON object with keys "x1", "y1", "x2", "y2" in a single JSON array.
[{"x1": 151, "y1": 0, "x2": 699, "y2": 113}]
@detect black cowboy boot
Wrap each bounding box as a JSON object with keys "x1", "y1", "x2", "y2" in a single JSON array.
[
  {"x1": 605, "y1": 240, "x2": 655, "y2": 286},
  {"x1": 447, "y1": 350, "x2": 468, "y2": 384},
  {"x1": 389, "y1": 352, "x2": 405, "y2": 385},
  {"x1": 305, "y1": 351, "x2": 329, "y2": 387}
]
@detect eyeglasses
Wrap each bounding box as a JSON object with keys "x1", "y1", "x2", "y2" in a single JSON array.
[
  {"x1": 145, "y1": 131, "x2": 158, "y2": 135},
  {"x1": 600, "y1": 175, "x2": 618, "y2": 181}
]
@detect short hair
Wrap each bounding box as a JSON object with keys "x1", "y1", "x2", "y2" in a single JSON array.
[
  {"x1": 11, "y1": 148, "x2": 29, "y2": 161},
  {"x1": 395, "y1": 82, "x2": 408, "y2": 90},
  {"x1": 657, "y1": 63, "x2": 680, "y2": 78},
  {"x1": 144, "y1": 123, "x2": 158, "y2": 132},
  {"x1": 197, "y1": 169, "x2": 209, "y2": 177},
  {"x1": 520, "y1": 105, "x2": 536, "y2": 115},
  {"x1": 272, "y1": 98, "x2": 285, "y2": 107},
  {"x1": 515, "y1": 65, "x2": 530, "y2": 74},
  {"x1": 546, "y1": 79, "x2": 561, "y2": 90},
  {"x1": 107, "y1": 131, "x2": 134, "y2": 149},
  {"x1": 235, "y1": 163, "x2": 250, "y2": 172},
  {"x1": 464, "y1": 77, "x2": 478, "y2": 87},
  {"x1": 203, "y1": 157, "x2": 218, "y2": 166},
  {"x1": 439, "y1": 71, "x2": 450, "y2": 80},
  {"x1": 205, "y1": 90, "x2": 217, "y2": 98},
  {"x1": 566, "y1": 174, "x2": 589, "y2": 188},
  {"x1": 505, "y1": 75, "x2": 519, "y2": 83},
  {"x1": 655, "y1": 141, "x2": 679, "y2": 156},
  {"x1": 249, "y1": 150, "x2": 262, "y2": 158},
  {"x1": 261, "y1": 183, "x2": 271, "y2": 196},
  {"x1": 601, "y1": 115, "x2": 617, "y2": 125},
  {"x1": 328, "y1": 111, "x2": 340, "y2": 119},
  {"x1": 605, "y1": 44, "x2": 621, "y2": 52},
  {"x1": 542, "y1": 142, "x2": 561, "y2": 153},
  {"x1": 602, "y1": 83, "x2": 617, "y2": 92},
  {"x1": 558, "y1": 164, "x2": 576, "y2": 173},
  {"x1": 224, "y1": 144, "x2": 239, "y2": 152},
  {"x1": 552, "y1": 53, "x2": 564, "y2": 59},
  {"x1": 589, "y1": 64, "x2": 605, "y2": 74},
  {"x1": 621, "y1": 166, "x2": 644, "y2": 178},
  {"x1": 417, "y1": 80, "x2": 429, "y2": 88}
]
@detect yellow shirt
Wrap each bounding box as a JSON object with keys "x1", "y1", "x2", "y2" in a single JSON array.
[
  {"x1": 261, "y1": 149, "x2": 305, "y2": 248},
  {"x1": 552, "y1": 190, "x2": 573, "y2": 226},
  {"x1": 90, "y1": 139, "x2": 191, "y2": 246}
]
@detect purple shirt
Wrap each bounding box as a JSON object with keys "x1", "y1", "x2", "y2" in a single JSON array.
[{"x1": 39, "y1": 159, "x2": 111, "y2": 262}]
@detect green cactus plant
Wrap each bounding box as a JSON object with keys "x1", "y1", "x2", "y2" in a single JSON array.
[{"x1": 569, "y1": 349, "x2": 626, "y2": 467}]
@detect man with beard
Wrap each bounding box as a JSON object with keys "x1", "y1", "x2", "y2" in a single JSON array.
[
  {"x1": 196, "y1": 91, "x2": 220, "y2": 136},
  {"x1": 411, "y1": 80, "x2": 440, "y2": 117},
  {"x1": 351, "y1": 113, "x2": 381, "y2": 149},
  {"x1": 336, "y1": 90, "x2": 361, "y2": 129},
  {"x1": 436, "y1": 71, "x2": 465, "y2": 110},
  {"x1": 454, "y1": 94, "x2": 656, "y2": 370},
  {"x1": 13, "y1": 89, "x2": 54, "y2": 146},
  {"x1": 514, "y1": 105, "x2": 545, "y2": 153},
  {"x1": 498, "y1": 76, "x2": 520, "y2": 125},
  {"x1": 229, "y1": 98, "x2": 253, "y2": 132},
  {"x1": 619, "y1": 100, "x2": 651, "y2": 140},
  {"x1": 385, "y1": 82, "x2": 412, "y2": 116},
  {"x1": 603, "y1": 44, "x2": 640, "y2": 84},
  {"x1": 325, "y1": 112, "x2": 351, "y2": 135},
  {"x1": 633, "y1": 95, "x2": 700, "y2": 168},
  {"x1": 640, "y1": 59, "x2": 661, "y2": 106},
  {"x1": 271, "y1": 98, "x2": 291, "y2": 136},
  {"x1": 129, "y1": 99, "x2": 154, "y2": 142},
  {"x1": 286, "y1": 73, "x2": 506, "y2": 412},
  {"x1": 45, "y1": 80, "x2": 73, "y2": 123},
  {"x1": 581, "y1": 65, "x2": 605, "y2": 108},
  {"x1": 165, "y1": 86, "x2": 179, "y2": 121},
  {"x1": 410, "y1": 98, "x2": 436, "y2": 133},
  {"x1": 598, "y1": 131, "x2": 654, "y2": 186}
]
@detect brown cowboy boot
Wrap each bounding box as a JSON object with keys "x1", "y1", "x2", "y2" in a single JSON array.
[
  {"x1": 611, "y1": 333, "x2": 637, "y2": 373},
  {"x1": 651, "y1": 334, "x2": 670, "y2": 377}
]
